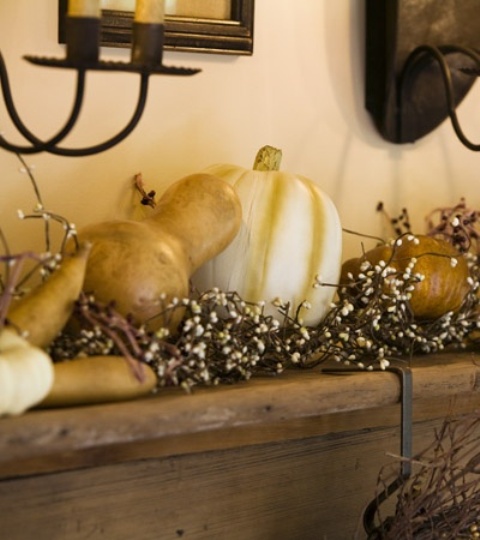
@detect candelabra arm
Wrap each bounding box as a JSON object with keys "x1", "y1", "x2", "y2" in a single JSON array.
[
  {"x1": 0, "y1": 69, "x2": 149, "y2": 157},
  {"x1": 0, "y1": 52, "x2": 87, "y2": 153},
  {"x1": 46, "y1": 72, "x2": 149, "y2": 157}
]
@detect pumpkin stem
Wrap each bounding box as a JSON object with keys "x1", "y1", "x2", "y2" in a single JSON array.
[{"x1": 253, "y1": 145, "x2": 282, "y2": 171}]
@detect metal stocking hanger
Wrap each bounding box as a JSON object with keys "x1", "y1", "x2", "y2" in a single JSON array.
[
  {"x1": 323, "y1": 364, "x2": 413, "y2": 536},
  {"x1": 365, "y1": 0, "x2": 480, "y2": 150}
]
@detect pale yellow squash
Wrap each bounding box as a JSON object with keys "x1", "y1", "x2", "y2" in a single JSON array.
[{"x1": 40, "y1": 355, "x2": 157, "y2": 408}]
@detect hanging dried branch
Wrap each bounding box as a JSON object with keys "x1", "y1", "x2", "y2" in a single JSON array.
[
  {"x1": 368, "y1": 413, "x2": 480, "y2": 539},
  {"x1": 0, "y1": 155, "x2": 78, "y2": 330}
]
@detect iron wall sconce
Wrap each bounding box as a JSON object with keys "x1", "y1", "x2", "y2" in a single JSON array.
[
  {"x1": 0, "y1": 2, "x2": 200, "y2": 158},
  {"x1": 365, "y1": 0, "x2": 480, "y2": 150}
]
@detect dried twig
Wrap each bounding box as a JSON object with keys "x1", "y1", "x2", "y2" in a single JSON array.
[
  {"x1": 134, "y1": 172, "x2": 157, "y2": 208},
  {"x1": 368, "y1": 413, "x2": 480, "y2": 539},
  {"x1": 425, "y1": 198, "x2": 480, "y2": 255}
]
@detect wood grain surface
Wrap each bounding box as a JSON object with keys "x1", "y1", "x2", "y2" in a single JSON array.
[{"x1": 1, "y1": 351, "x2": 480, "y2": 539}]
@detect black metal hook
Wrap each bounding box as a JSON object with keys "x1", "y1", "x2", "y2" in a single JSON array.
[
  {"x1": 322, "y1": 363, "x2": 413, "y2": 537},
  {"x1": 362, "y1": 366, "x2": 412, "y2": 537},
  {"x1": 398, "y1": 44, "x2": 480, "y2": 151}
]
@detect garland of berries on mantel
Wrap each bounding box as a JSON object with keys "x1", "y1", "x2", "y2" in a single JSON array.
[
  {"x1": 3, "y1": 158, "x2": 480, "y2": 392},
  {"x1": 50, "y1": 195, "x2": 480, "y2": 392}
]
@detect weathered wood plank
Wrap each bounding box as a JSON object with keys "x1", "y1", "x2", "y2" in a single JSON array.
[
  {"x1": 1, "y1": 353, "x2": 480, "y2": 538},
  {"x1": 0, "y1": 352, "x2": 479, "y2": 478},
  {"x1": 0, "y1": 416, "x2": 471, "y2": 540}
]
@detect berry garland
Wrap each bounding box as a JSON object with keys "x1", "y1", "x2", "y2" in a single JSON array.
[
  {"x1": 4, "y1": 158, "x2": 480, "y2": 392},
  {"x1": 49, "y1": 230, "x2": 480, "y2": 392}
]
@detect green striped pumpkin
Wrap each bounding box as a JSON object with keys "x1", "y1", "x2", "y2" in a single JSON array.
[{"x1": 193, "y1": 146, "x2": 343, "y2": 326}]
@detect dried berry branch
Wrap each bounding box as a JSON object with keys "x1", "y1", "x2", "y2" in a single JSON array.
[
  {"x1": 0, "y1": 157, "x2": 78, "y2": 330},
  {"x1": 377, "y1": 202, "x2": 412, "y2": 237},
  {"x1": 49, "y1": 231, "x2": 480, "y2": 392},
  {"x1": 425, "y1": 198, "x2": 480, "y2": 254},
  {"x1": 50, "y1": 289, "x2": 296, "y2": 391}
]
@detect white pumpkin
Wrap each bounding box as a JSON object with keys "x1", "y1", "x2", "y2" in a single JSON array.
[
  {"x1": 0, "y1": 328, "x2": 54, "y2": 416},
  {"x1": 193, "y1": 146, "x2": 343, "y2": 326}
]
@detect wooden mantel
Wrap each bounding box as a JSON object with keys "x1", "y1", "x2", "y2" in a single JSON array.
[{"x1": 1, "y1": 351, "x2": 480, "y2": 539}]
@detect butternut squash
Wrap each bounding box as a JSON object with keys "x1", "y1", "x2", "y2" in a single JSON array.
[
  {"x1": 40, "y1": 355, "x2": 157, "y2": 408},
  {"x1": 75, "y1": 173, "x2": 242, "y2": 331}
]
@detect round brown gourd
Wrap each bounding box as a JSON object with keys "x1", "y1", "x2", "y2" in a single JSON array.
[{"x1": 341, "y1": 235, "x2": 470, "y2": 320}]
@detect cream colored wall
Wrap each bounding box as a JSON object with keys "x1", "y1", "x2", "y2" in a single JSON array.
[{"x1": 1, "y1": 0, "x2": 480, "y2": 262}]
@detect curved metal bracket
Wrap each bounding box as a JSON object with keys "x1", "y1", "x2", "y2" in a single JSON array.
[
  {"x1": 0, "y1": 17, "x2": 200, "y2": 157},
  {"x1": 366, "y1": 0, "x2": 480, "y2": 149},
  {"x1": 322, "y1": 364, "x2": 413, "y2": 537}
]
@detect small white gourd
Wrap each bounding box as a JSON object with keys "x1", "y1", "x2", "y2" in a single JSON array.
[{"x1": 0, "y1": 328, "x2": 54, "y2": 416}]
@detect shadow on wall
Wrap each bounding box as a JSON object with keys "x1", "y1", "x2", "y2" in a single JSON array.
[{"x1": 323, "y1": 0, "x2": 374, "y2": 143}]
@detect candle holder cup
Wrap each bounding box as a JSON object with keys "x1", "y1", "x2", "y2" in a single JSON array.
[
  {"x1": 131, "y1": 22, "x2": 164, "y2": 68},
  {"x1": 66, "y1": 16, "x2": 100, "y2": 65}
]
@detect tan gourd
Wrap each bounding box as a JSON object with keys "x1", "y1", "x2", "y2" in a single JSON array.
[
  {"x1": 7, "y1": 243, "x2": 91, "y2": 348},
  {"x1": 40, "y1": 355, "x2": 157, "y2": 408},
  {"x1": 0, "y1": 240, "x2": 165, "y2": 416},
  {"x1": 0, "y1": 245, "x2": 93, "y2": 416},
  {"x1": 75, "y1": 173, "x2": 242, "y2": 331}
]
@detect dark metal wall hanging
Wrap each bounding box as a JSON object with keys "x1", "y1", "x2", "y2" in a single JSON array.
[
  {"x1": 59, "y1": 0, "x2": 255, "y2": 56},
  {"x1": 0, "y1": 3, "x2": 201, "y2": 157},
  {"x1": 365, "y1": 0, "x2": 480, "y2": 150}
]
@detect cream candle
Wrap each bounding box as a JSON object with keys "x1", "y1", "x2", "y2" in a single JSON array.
[
  {"x1": 135, "y1": 0, "x2": 165, "y2": 24},
  {"x1": 68, "y1": 0, "x2": 101, "y2": 17}
]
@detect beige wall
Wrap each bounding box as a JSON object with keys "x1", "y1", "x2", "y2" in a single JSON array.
[{"x1": 1, "y1": 1, "x2": 480, "y2": 262}]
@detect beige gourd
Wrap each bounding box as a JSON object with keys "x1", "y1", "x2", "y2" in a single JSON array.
[
  {"x1": 75, "y1": 173, "x2": 242, "y2": 331},
  {"x1": 0, "y1": 245, "x2": 90, "y2": 416},
  {"x1": 1, "y1": 174, "x2": 241, "y2": 414}
]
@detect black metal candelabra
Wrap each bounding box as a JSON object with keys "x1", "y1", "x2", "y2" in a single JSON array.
[{"x1": 0, "y1": 15, "x2": 200, "y2": 157}]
